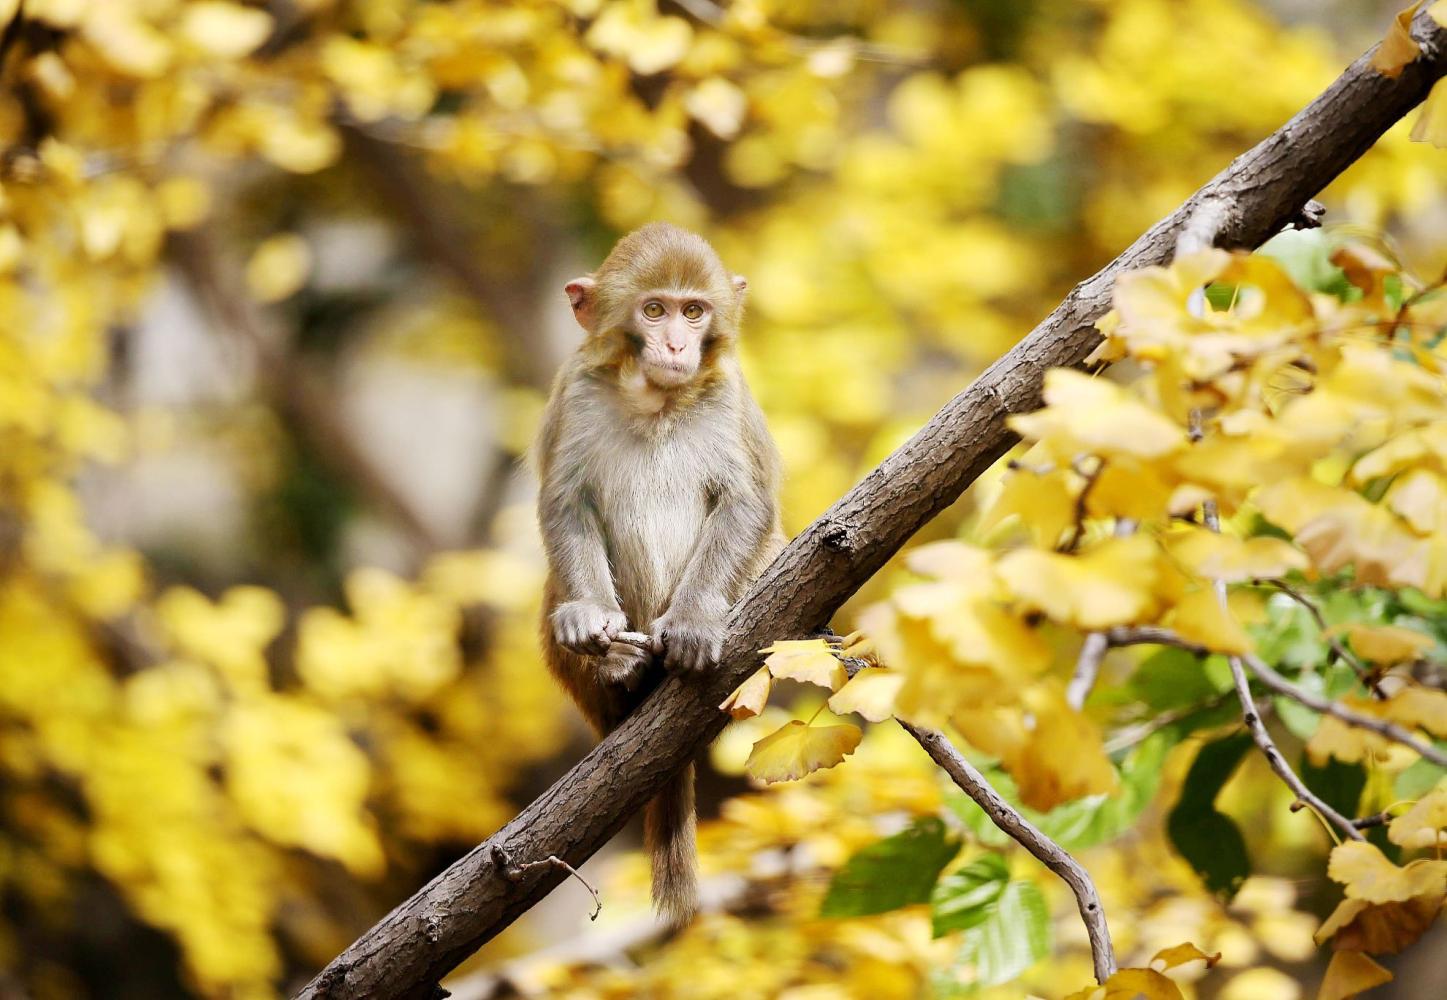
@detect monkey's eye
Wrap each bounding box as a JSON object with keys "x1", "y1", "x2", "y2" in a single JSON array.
[
  {"x1": 642, "y1": 301, "x2": 665, "y2": 319},
  {"x1": 682, "y1": 303, "x2": 705, "y2": 321}
]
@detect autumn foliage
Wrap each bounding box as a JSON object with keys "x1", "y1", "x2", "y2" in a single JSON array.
[{"x1": 1, "y1": 1, "x2": 1445, "y2": 999}]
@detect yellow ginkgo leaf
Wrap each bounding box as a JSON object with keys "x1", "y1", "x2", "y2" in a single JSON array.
[
  {"x1": 978, "y1": 466, "x2": 1078, "y2": 547},
  {"x1": 1168, "y1": 529, "x2": 1309, "y2": 583},
  {"x1": 1384, "y1": 468, "x2": 1447, "y2": 534},
  {"x1": 827, "y1": 667, "x2": 903, "y2": 722},
  {"x1": 1327, "y1": 840, "x2": 1447, "y2": 904},
  {"x1": 1345, "y1": 624, "x2": 1435, "y2": 665},
  {"x1": 1387, "y1": 781, "x2": 1447, "y2": 849},
  {"x1": 760, "y1": 639, "x2": 847, "y2": 691},
  {"x1": 1009, "y1": 369, "x2": 1186, "y2": 461},
  {"x1": 744, "y1": 720, "x2": 862, "y2": 784},
  {"x1": 1307, "y1": 710, "x2": 1395, "y2": 767},
  {"x1": 720, "y1": 666, "x2": 772, "y2": 720},
  {"x1": 1315, "y1": 895, "x2": 1442, "y2": 954},
  {"x1": 1432, "y1": 0, "x2": 1447, "y2": 27},
  {"x1": 998, "y1": 535, "x2": 1159, "y2": 629},
  {"x1": 685, "y1": 77, "x2": 748, "y2": 139},
  {"x1": 246, "y1": 233, "x2": 312, "y2": 303},
  {"x1": 1318, "y1": 950, "x2": 1393, "y2": 1000},
  {"x1": 902, "y1": 540, "x2": 997, "y2": 586},
  {"x1": 1381, "y1": 686, "x2": 1447, "y2": 737},
  {"x1": 892, "y1": 583, "x2": 1051, "y2": 675},
  {"x1": 1257, "y1": 479, "x2": 1429, "y2": 592},
  {"x1": 180, "y1": 2, "x2": 275, "y2": 59},
  {"x1": 1170, "y1": 587, "x2": 1254, "y2": 655},
  {"x1": 586, "y1": 4, "x2": 693, "y2": 75},
  {"x1": 1008, "y1": 685, "x2": 1118, "y2": 811},
  {"x1": 1370, "y1": 2, "x2": 1422, "y2": 78}
]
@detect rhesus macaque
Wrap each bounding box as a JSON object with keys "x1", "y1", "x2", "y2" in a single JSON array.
[{"x1": 535, "y1": 223, "x2": 784, "y2": 924}]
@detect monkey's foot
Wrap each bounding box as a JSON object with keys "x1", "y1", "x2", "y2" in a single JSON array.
[{"x1": 599, "y1": 642, "x2": 650, "y2": 691}]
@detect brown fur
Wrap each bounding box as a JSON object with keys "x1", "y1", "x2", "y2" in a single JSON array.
[{"x1": 535, "y1": 223, "x2": 783, "y2": 924}]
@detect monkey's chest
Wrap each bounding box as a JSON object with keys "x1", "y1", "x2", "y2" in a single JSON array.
[{"x1": 592, "y1": 437, "x2": 718, "y2": 620}]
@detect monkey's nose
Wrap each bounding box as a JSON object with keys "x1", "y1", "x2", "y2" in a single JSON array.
[{"x1": 666, "y1": 341, "x2": 686, "y2": 354}]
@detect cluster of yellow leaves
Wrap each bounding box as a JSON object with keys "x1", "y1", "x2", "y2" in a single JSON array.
[
  {"x1": 1312, "y1": 817, "x2": 1447, "y2": 998},
  {"x1": 1063, "y1": 942, "x2": 1220, "y2": 1000}
]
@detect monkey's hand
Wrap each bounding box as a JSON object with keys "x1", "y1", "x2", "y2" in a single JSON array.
[
  {"x1": 598, "y1": 641, "x2": 650, "y2": 691},
  {"x1": 651, "y1": 606, "x2": 725, "y2": 675},
  {"x1": 552, "y1": 601, "x2": 628, "y2": 656}
]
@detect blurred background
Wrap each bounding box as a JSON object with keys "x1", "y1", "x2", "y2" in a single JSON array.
[{"x1": 0, "y1": 1, "x2": 1444, "y2": 998}]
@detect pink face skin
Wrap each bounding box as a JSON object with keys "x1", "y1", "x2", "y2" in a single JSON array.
[{"x1": 629, "y1": 292, "x2": 714, "y2": 388}]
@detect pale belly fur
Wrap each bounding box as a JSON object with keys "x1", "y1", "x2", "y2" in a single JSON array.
[{"x1": 591, "y1": 429, "x2": 713, "y2": 628}]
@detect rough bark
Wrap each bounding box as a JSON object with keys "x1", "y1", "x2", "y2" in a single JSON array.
[{"x1": 297, "y1": 14, "x2": 1447, "y2": 999}]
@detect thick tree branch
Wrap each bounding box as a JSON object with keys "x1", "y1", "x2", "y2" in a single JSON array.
[{"x1": 297, "y1": 15, "x2": 1446, "y2": 999}]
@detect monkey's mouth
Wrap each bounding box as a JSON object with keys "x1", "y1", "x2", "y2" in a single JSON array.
[{"x1": 642, "y1": 360, "x2": 696, "y2": 386}]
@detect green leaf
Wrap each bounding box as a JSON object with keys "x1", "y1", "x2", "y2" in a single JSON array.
[
  {"x1": 946, "y1": 731, "x2": 1175, "y2": 852},
  {"x1": 1300, "y1": 754, "x2": 1365, "y2": 820},
  {"x1": 820, "y1": 816, "x2": 959, "y2": 918},
  {"x1": 1273, "y1": 668, "x2": 1326, "y2": 740},
  {"x1": 1396, "y1": 751, "x2": 1447, "y2": 800},
  {"x1": 931, "y1": 853, "x2": 1009, "y2": 937},
  {"x1": 1167, "y1": 733, "x2": 1252, "y2": 902},
  {"x1": 1257, "y1": 229, "x2": 1357, "y2": 300},
  {"x1": 956, "y1": 880, "x2": 1051, "y2": 987},
  {"x1": 1129, "y1": 647, "x2": 1221, "y2": 711}
]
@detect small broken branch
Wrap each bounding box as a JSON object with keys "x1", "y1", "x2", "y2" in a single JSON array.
[
  {"x1": 490, "y1": 846, "x2": 601, "y2": 921},
  {"x1": 900, "y1": 722, "x2": 1117, "y2": 985}
]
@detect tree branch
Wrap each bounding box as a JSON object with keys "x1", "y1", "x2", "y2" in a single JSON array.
[
  {"x1": 296, "y1": 15, "x2": 1446, "y2": 999},
  {"x1": 900, "y1": 721, "x2": 1117, "y2": 985}
]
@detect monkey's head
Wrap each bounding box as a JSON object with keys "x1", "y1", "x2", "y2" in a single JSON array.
[{"x1": 566, "y1": 222, "x2": 746, "y2": 391}]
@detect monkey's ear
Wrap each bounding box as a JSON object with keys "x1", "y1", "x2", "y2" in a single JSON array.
[
  {"x1": 731, "y1": 274, "x2": 748, "y2": 298},
  {"x1": 564, "y1": 276, "x2": 597, "y2": 332}
]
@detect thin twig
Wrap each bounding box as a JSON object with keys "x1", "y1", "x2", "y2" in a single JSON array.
[
  {"x1": 491, "y1": 846, "x2": 601, "y2": 921},
  {"x1": 1267, "y1": 581, "x2": 1386, "y2": 698},
  {"x1": 1067, "y1": 633, "x2": 1109, "y2": 711},
  {"x1": 899, "y1": 721, "x2": 1117, "y2": 985},
  {"x1": 1351, "y1": 811, "x2": 1392, "y2": 831},
  {"x1": 1201, "y1": 502, "x2": 1363, "y2": 841},
  {"x1": 1241, "y1": 653, "x2": 1447, "y2": 768}
]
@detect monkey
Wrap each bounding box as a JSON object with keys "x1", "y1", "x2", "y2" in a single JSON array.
[{"x1": 534, "y1": 222, "x2": 784, "y2": 925}]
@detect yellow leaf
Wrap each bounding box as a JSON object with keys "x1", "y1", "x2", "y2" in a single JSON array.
[
  {"x1": 1168, "y1": 529, "x2": 1308, "y2": 583},
  {"x1": 1317, "y1": 951, "x2": 1392, "y2": 1000},
  {"x1": 179, "y1": 2, "x2": 274, "y2": 58},
  {"x1": 720, "y1": 667, "x2": 772, "y2": 720},
  {"x1": 1257, "y1": 479, "x2": 1429, "y2": 592},
  {"x1": 892, "y1": 583, "x2": 1051, "y2": 675},
  {"x1": 685, "y1": 77, "x2": 748, "y2": 139},
  {"x1": 1170, "y1": 587, "x2": 1254, "y2": 655},
  {"x1": 586, "y1": 4, "x2": 693, "y2": 75},
  {"x1": 1008, "y1": 685, "x2": 1117, "y2": 811},
  {"x1": 744, "y1": 720, "x2": 862, "y2": 784},
  {"x1": 1315, "y1": 896, "x2": 1442, "y2": 954},
  {"x1": 1370, "y1": 3, "x2": 1422, "y2": 78},
  {"x1": 1384, "y1": 468, "x2": 1447, "y2": 534},
  {"x1": 827, "y1": 668, "x2": 903, "y2": 722},
  {"x1": 1387, "y1": 781, "x2": 1447, "y2": 849},
  {"x1": 1149, "y1": 943, "x2": 1221, "y2": 971},
  {"x1": 760, "y1": 639, "x2": 847, "y2": 691},
  {"x1": 978, "y1": 466, "x2": 1077, "y2": 548},
  {"x1": 1381, "y1": 686, "x2": 1447, "y2": 737},
  {"x1": 82, "y1": 8, "x2": 172, "y2": 78},
  {"x1": 903, "y1": 540, "x2": 997, "y2": 585},
  {"x1": 1009, "y1": 369, "x2": 1186, "y2": 461},
  {"x1": 1345, "y1": 624, "x2": 1435, "y2": 665},
  {"x1": 246, "y1": 234, "x2": 312, "y2": 303},
  {"x1": 1432, "y1": 1, "x2": 1447, "y2": 26},
  {"x1": 1087, "y1": 457, "x2": 1177, "y2": 523},
  {"x1": 1327, "y1": 841, "x2": 1447, "y2": 904},
  {"x1": 1064, "y1": 968, "x2": 1187, "y2": 1000},
  {"x1": 998, "y1": 535, "x2": 1159, "y2": 629}
]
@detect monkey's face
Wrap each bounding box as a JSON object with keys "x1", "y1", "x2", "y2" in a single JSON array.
[{"x1": 628, "y1": 292, "x2": 714, "y2": 388}]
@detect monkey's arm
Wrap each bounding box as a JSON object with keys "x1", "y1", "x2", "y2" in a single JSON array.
[
  {"x1": 653, "y1": 400, "x2": 781, "y2": 673},
  {"x1": 538, "y1": 388, "x2": 626, "y2": 656}
]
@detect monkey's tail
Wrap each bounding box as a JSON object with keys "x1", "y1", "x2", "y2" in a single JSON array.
[{"x1": 644, "y1": 763, "x2": 698, "y2": 927}]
